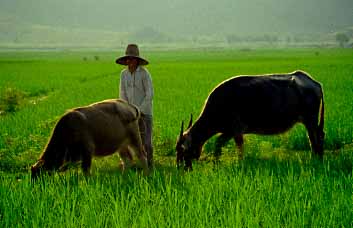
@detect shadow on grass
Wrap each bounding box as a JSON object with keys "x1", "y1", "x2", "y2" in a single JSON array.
[
  {"x1": 198, "y1": 148, "x2": 353, "y2": 179},
  {"x1": 2, "y1": 145, "x2": 351, "y2": 190}
]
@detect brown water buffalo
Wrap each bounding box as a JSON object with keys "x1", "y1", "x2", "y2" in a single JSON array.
[
  {"x1": 176, "y1": 70, "x2": 325, "y2": 170},
  {"x1": 31, "y1": 99, "x2": 148, "y2": 178}
]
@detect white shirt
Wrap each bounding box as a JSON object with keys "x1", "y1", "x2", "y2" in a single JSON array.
[{"x1": 119, "y1": 66, "x2": 153, "y2": 115}]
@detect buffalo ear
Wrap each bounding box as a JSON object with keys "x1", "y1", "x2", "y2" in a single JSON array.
[
  {"x1": 187, "y1": 114, "x2": 193, "y2": 129},
  {"x1": 179, "y1": 121, "x2": 184, "y2": 139}
]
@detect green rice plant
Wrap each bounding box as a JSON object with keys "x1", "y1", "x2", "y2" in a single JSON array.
[
  {"x1": 0, "y1": 48, "x2": 352, "y2": 227},
  {"x1": 0, "y1": 155, "x2": 352, "y2": 227},
  {"x1": 0, "y1": 87, "x2": 26, "y2": 114}
]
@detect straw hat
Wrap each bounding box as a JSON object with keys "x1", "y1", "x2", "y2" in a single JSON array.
[{"x1": 115, "y1": 44, "x2": 149, "y2": 65}]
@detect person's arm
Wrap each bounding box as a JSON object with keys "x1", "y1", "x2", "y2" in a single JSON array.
[
  {"x1": 119, "y1": 72, "x2": 129, "y2": 102},
  {"x1": 140, "y1": 70, "x2": 153, "y2": 113}
]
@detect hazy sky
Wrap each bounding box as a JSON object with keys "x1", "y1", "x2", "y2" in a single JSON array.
[{"x1": 1, "y1": 0, "x2": 353, "y2": 35}]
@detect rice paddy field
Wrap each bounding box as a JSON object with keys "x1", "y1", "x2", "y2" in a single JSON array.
[{"x1": 0, "y1": 48, "x2": 352, "y2": 227}]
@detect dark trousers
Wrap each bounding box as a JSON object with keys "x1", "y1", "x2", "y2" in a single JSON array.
[{"x1": 139, "y1": 114, "x2": 153, "y2": 167}]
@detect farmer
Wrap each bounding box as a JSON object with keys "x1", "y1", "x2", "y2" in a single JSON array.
[{"x1": 116, "y1": 44, "x2": 154, "y2": 168}]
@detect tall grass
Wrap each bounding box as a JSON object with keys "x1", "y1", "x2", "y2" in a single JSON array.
[{"x1": 1, "y1": 157, "x2": 352, "y2": 227}]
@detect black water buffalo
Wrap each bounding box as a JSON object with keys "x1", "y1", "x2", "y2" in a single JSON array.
[
  {"x1": 31, "y1": 99, "x2": 148, "y2": 178},
  {"x1": 176, "y1": 70, "x2": 325, "y2": 170}
]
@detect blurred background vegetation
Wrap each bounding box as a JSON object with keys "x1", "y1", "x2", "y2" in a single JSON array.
[{"x1": 0, "y1": 0, "x2": 352, "y2": 50}]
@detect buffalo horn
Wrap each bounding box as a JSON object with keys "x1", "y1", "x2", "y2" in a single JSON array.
[
  {"x1": 187, "y1": 114, "x2": 193, "y2": 129},
  {"x1": 179, "y1": 121, "x2": 184, "y2": 138}
]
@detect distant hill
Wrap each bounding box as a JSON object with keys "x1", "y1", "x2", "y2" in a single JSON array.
[
  {"x1": 0, "y1": 15, "x2": 129, "y2": 48},
  {"x1": 1, "y1": 0, "x2": 352, "y2": 48}
]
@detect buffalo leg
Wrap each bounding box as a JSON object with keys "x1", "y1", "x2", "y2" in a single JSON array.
[
  {"x1": 118, "y1": 146, "x2": 134, "y2": 172},
  {"x1": 214, "y1": 133, "x2": 232, "y2": 160},
  {"x1": 233, "y1": 134, "x2": 244, "y2": 160},
  {"x1": 81, "y1": 143, "x2": 94, "y2": 175},
  {"x1": 304, "y1": 120, "x2": 323, "y2": 160}
]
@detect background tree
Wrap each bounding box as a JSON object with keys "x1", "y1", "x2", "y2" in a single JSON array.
[{"x1": 335, "y1": 33, "x2": 349, "y2": 47}]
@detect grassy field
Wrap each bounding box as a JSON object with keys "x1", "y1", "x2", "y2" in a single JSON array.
[{"x1": 0, "y1": 48, "x2": 352, "y2": 227}]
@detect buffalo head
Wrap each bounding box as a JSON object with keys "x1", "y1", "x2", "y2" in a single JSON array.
[{"x1": 176, "y1": 114, "x2": 201, "y2": 170}]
